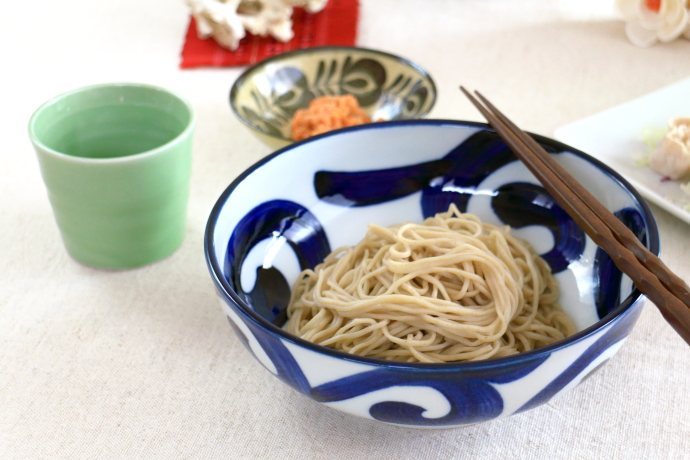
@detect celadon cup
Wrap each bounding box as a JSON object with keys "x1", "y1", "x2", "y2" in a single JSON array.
[{"x1": 29, "y1": 83, "x2": 194, "y2": 269}]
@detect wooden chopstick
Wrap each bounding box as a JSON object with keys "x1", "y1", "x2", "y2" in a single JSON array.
[
  {"x1": 473, "y1": 91, "x2": 690, "y2": 305},
  {"x1": 460, "y1": 86, "x2": 690, "y2": 345}
]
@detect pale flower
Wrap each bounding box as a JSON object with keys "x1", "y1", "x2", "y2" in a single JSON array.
[{"x1": 616, "y1": 0, "x2": 690, "y2": 46}]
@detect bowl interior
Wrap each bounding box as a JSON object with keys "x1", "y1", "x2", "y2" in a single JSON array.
[
  {"x1": 230, "y1": 47, "x2": 437, "y2": 142},
  {"x1": 209, "y1": 121, "x2": 654, "y2": 341}
]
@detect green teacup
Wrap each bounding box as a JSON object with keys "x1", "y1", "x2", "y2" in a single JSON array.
[{"x1": 29, "y1": 83, "x2": 195, "y2": 269}]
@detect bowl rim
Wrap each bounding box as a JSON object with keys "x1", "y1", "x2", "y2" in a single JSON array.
[
  {"x1": 204, "y1": 119, "x2": 659, "y2": 371},
  {"x1": 228, "y1": 45, "x2": 438, "y2": 143}
]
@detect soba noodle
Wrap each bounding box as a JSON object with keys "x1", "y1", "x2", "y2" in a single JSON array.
[{"x1": 283, "y1": 204, "x2": 575, "y2": 363}]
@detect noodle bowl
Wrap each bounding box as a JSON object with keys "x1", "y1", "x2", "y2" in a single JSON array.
[
  {"x1": 207, "y1": 120, "x2": 657, "y2": 427},
  {"x1": 284, "y1": 204, "x2": 575, "y2": 363}
]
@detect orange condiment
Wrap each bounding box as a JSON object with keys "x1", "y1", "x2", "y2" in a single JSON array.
[
  {"x1": 290, "y1": 95, "x2": 372, "y2": 141},
  {"x1": 645, "y1": 0, "x2": 660, "y2": 11}
]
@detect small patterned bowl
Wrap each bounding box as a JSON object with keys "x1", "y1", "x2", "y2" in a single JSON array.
[
  {"x1": 205, "y1": 120, "x2": 658, "y2": 428},
  {"x1": 229, "y1": 46, "x2": 437, "y2": 149}
]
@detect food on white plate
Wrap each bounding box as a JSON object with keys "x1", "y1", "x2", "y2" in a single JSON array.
[{"x1": 649, "y1": 117, "x2": 690, "y2": 180}]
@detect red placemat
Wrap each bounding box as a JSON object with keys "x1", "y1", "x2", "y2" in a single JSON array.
[{"x1": 180, "y1": 0, "x2": 359, "y2": 69}]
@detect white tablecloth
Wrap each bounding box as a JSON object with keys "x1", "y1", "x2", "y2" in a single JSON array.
[{"x1": 2, "y1": 1, "x2": 689, "y2": 458}]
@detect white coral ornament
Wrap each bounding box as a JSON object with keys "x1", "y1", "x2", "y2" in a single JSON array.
[
  {"x1": 186, "y1": 0, "x2": 329, "y2": 51},
  {"x1": 617, "y1": 0, "x2": 690, "y2": 47},
  {"x1": 188, "y1": 0, "x2": 246, "y2": 50}
]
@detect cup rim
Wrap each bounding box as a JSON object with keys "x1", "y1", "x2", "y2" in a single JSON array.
[
  {"x1": 204, "y1": 119, "x2": 660, "y2": 370},
  {"x1": 28, "y1": 82, "x2": 195, "y2": 165}
]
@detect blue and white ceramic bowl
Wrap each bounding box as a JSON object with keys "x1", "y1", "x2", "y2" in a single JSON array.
[{"x1": 205, "y1": 120, "x2": 658, "y2": 428}]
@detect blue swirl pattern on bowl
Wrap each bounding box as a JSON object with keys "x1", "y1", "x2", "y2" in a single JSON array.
[{"x1": 205, "y1": 120, "x2": 658, "y2": 427}]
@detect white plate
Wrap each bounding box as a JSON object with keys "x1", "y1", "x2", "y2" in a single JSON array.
[{"x1": 554, "y1": 77, "x2": 690, "y2": 224}]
